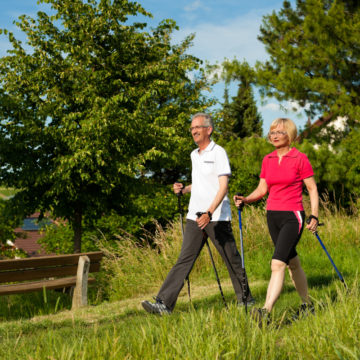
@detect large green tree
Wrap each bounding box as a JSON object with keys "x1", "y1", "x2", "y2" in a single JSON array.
[
  {"x1": 0, "y1": 0, "x2": 210, "y2": 252},
  {"x1": 219, "y1": 60, "x2": 263, "y2": 140},
  {"x1": 256, "y1": 0, "x2": 360, "y2": 127}
]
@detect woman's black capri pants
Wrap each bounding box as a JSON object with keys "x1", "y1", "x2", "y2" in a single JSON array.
[{"x1": 266, "y1": 210, "x2": 305, "y2": 264}]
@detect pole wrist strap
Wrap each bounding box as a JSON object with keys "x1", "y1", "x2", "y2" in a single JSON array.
[{"x1": 308, "y1": 215, "x2": 319, "y2": 223}]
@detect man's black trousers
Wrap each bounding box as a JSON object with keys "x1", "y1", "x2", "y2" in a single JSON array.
[{"x1": 157, "y1": 220, "x2": 253, "y2": 311}]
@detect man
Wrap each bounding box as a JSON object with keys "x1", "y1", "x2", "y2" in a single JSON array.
[{"x1": 142, "y1": 113, "x2": 254, "y2": 314}]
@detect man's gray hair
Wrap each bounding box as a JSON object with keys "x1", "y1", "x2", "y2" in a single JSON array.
[{"x1": 191, "y1": 113, "x2": 214, "y2": 130}]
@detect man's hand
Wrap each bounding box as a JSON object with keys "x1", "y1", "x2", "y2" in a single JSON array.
[
  {"x1": 173, "y1": 182, "x2": 184, "y2": 195},
  {"x1": 196, "y1": 212, "x2": 211, "y2": 230}
]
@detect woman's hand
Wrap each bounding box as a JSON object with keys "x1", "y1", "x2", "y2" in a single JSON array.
[
  {"x1": 233, "y1": 194, "x2": 246, "y2": 208},
  {"x1": 306, "y1": 215, "x2": 319, "y2": 233}
]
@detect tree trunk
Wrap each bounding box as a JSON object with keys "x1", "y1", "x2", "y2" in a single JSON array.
[{"x1": 73, "y1": 208, "x2": 83, "y2": 253}]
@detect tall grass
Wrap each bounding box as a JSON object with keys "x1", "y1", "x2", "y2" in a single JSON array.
[
  {"x1": 99, "y1": 204, "x2": 274, "y2": 302},
  {"x1": 0, "y1": 282, "x2": 358, "y2": 359},
  {"x1": 0, "y1": 289, "x2": 72, "y2": 322},
  {"x1": 0, "y1": 202, "x2": 359, "y2": 359},
  {"x1": 99, "y1": 201, "x2": 359, "y2": 308}
]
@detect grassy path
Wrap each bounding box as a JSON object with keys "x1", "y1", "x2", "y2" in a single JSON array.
[
  {"x1": 0, "y1": 275, "x2": 358, "y2": 360},
  {"x1": 1, "y1": 278, "x2": 266, "y2": 329}
]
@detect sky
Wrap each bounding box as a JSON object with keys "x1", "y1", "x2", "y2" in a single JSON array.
[{"x1": 0, "y1": 0, "x2": 309, "y2": 131}]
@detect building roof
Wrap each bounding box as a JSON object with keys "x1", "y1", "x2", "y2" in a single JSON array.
[
  {"x1": 14, "y1": 213, "x2": 54, "y2": 257},
  {"x1": 13, "y1": 230, "x2": 46, "y2": 257},
  {"x1": 21, "y1": 217, "x2": 52, "y2": 231},
  {"x1": 295, "y1": 113, "x2": 333, "y2": 142}
]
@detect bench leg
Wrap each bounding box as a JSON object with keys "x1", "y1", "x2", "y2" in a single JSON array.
[{"x1": 72, "y1": 255, "x2": 90, "y2": 310}]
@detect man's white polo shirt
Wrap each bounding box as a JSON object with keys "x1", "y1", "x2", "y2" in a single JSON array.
[{"x1": 187, "y1": 140, "x2": 232, "y2": 222}]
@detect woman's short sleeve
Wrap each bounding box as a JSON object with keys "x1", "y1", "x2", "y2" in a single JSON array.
[
  {"x1": 260, "y1": 157, "x2": 267, "y2": 179},
  {"x1": 299, "y1": 153, "x2": 314, "y2": 179}
]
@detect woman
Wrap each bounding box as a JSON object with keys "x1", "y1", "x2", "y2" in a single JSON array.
[{"x1": 234, "y1": 118, "x2": 319, "y2": 323}]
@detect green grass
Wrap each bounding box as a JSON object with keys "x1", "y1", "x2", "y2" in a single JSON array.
[
  {"x1": 0, "y1": 282, "x2": 358, "y2": 359},
  {"x1": 0, "y1": 204, "x2": 359, "y2": 359}
]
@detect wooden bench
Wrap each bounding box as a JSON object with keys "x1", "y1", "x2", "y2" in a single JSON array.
[{"x1": 0, "y1": 251, "x2": 103, "y2": 310}]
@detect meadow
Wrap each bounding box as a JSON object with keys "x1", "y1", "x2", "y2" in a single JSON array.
[{"x1": 0, "y1": 200, "x2": 359, "y2": 359}]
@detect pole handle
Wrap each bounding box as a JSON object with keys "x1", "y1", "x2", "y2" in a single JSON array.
[
  {"x1": 175, "y1": 182, "x2": 184, "y2": 214},
  {"x1": 175, "y1": 182, "x2": 184, "y2": 197},
  {"x1": 235, "y1": 192, "x2": 245, "y2": 210},
  {"x1": 306, "y1": 216, "x2": 324, "y2": 226}
]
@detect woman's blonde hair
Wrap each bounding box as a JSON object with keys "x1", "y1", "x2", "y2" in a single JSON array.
[{"x1": 268, "y1": 118, "x2": 297, "y2": 143}]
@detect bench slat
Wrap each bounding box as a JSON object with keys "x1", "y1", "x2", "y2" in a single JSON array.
[
  {"x1": 0, "y1": 263, "x2": 100, "y2": 283},
  {"x1": 0, "y1": 252, "x2": 103, "y2": 271},
  {"x1": 0, "y1": 277, "x2": 96, "y2": 295}
]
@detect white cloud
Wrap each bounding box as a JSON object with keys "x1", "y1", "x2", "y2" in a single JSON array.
[
  {"x1": 169, "y1": 4, "x2": 310, "y2": 130},
  {"x1": 172, "y1": 9, "x2": 267, "y2": 65},
  {"x1": 284, "y1": 100, "x2": 310, "y2": 113},
  {"x1": 260, "y1": 100, "x2": 310, "y2": 114},
  {"x1": 262, "y1": 103, "x2": 281, "y2": 112},
  {"x1": 259, "y1": 98, "x2": 310, "y2": 130},
  {"x1": 205, "y1": 64, "x2": 224, "y2": 82},
  {"x1": 184, "y1": 0, "x2": 209, "y2": 13}
]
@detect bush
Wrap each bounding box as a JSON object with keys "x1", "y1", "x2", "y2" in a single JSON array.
[
  {"x1": 0, "y1": 243, "x2": 27, "y2": 259},
  {"x1": 39, "y1": 223, "x2": 99, "y2": 254},
  {"x1": 223, "y1": 136, "x2": 273, "y2": 197}
]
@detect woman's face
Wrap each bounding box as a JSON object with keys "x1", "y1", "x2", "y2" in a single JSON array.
[{"x1": 269, "y1": 124, "x2": 290, "y2": 148}]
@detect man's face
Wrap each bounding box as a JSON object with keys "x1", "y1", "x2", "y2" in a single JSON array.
[{"x1": 190, "y1": 116, "x2": 212, "y2": 145}]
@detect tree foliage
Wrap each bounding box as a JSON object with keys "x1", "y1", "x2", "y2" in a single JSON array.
[
  {"x1": 0, "y1": 200, "x2": 21, "y2": 245},
  {"x1": 297, "y1": 132, "x2": 360, "y2": 205},
  {"x1": 339, "y1": 128, "x2": 360, "y2": 196},
  {"x1": 0, "y1": 0, "x2": 211, "y2": 251},
  {"x1": 297, "y1": 140, "x2": 347, "y2": 197},
  {"x1": 223, "y1": 137, "x2": 273, "y2": 198},
  {"x1": 256, "y1": 0, "x2": 360, "y2": 125},
  {"x1": 218, "y1": 60, "x2": 263, "y2": 140}
]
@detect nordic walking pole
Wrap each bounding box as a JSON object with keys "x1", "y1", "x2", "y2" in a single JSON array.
[
  {"x1": 235, "y1": 193, "x2": 249, "y2": 314},
  {"x1": 306, "y1": 218, "x2": 347, "y2": 288},
  {"x1": 196, "y1": 212, "x2": 228, "y2": 309},
  {"x1": 176, "y1": 185, "x2": 191, "y2": 301},
  {"x1": 177, "y1": 190, "x2": 185, "y2": 238}
]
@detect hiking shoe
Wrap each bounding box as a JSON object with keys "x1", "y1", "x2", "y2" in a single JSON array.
[
  {"x1": 238, "y1": 298, "x2": 256, "y2": 307},
  {"x1": 141, "y1": 297, "x2": 171, "y2": 315},
  {"x1": 292, "y1": 303, "x2": 315, "y2": 321},
  {"x1": 250, "y1": 307, "x2": 270, "y2": 327}
]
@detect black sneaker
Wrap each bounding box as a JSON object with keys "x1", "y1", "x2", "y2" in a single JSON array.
[
  {"x1": 141, "y1": 297, "x2": 171, "y2": 315},
  {"x1": 250, "y1": 307, "x2": 270, "y2": 327},
  {"x1": 237, "y1": 298, "x2": 256, "y2": 307},
  {"x1": 292, "y1": 303, "x2": 315, "y2": 321}
]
